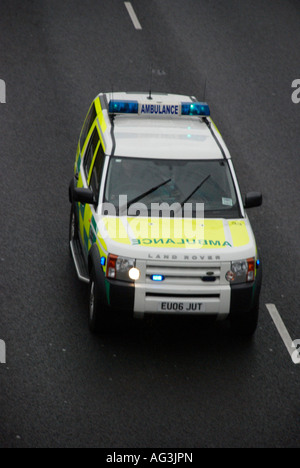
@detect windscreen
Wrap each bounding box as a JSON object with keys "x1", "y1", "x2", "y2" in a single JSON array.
[{"x1": 104, "y1": 157, "x2": 240, "y2": 218}]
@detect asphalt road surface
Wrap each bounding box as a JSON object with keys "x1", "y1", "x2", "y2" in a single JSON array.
[{"x1": 0, "y1": 0, "x2": 300, "y2": 448}]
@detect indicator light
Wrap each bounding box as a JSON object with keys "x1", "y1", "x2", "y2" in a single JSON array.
[
  {"x1": 107, "y1": 254, "x2": 118, "y2": 279},
  {"x1": 247, "y1": 257, "x2": 255, "y2": 282}
]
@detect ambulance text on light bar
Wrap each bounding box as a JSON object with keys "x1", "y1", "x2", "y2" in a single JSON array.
[{"x1": 108, "y1": 100, "x2": 210, "y2": 117}]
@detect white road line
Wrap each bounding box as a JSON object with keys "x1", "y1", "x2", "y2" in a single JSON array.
[
  {"x1": 266, "y1": 303, "x2": 299, "y2": 364},
  {"x1": 124, "y1": 2, "x2": 142, "y2": 30}
]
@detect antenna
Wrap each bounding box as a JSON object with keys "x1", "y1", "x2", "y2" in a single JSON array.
[{"x1": 147, "y1": 64, "x2": 153, "y2": 100}]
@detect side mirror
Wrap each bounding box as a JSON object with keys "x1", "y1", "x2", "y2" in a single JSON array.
[
  {"x1": 73, "y1": 187, "x2": 96, "y2": 205},
  {"x1": 244, "y1": 192, "x2": 262, "y2": 209}
]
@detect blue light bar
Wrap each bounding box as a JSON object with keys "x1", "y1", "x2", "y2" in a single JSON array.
[
  {"x1": 181, "y1": 102, "x2": 210, "y2": 117},
  {"x1": 100, "y1": 256, "x2": 106, "y2": 266},
  {"x1": 108, "y1": 100, "x2": 139, "y2": 114},
  {"x1": 151, "y1": 274, "x2": 165, "y2": 282}
]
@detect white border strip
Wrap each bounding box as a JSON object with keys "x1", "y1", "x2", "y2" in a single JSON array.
[
  {"x1": 266, "y1": 303, "x2": 299, "y2": 364},
  {"x1": 124, "y1": 2, "x2": 142, "y2": 30}
]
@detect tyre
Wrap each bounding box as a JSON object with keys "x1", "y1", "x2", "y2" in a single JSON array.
[
  {"x1": 88, "y1": 268, "x2": 111, "y2": 334},
  {"x1": 230, "y1": 303, "x2": 259, "y2": 337}
]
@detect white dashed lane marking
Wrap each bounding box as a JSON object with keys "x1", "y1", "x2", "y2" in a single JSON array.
[
  {"x1": 124, "y1": 2, "x2": 142, "y2": 30},
  {"x1": 266, "y1": 303, "x2": 300, "y2": 365}
]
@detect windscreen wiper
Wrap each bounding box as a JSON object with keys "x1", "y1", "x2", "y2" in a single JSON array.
[
  {"x1": 118, "y1": 178, "x2": 172, "y2": 214},
  {"x1": 178, "y1": 174, "x2": 211, "y2": 209}
]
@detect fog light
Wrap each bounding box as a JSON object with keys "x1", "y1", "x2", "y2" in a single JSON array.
[
  {"x1": 226, "y1": 270, "x2": 236, "y2": 282},
  {"x1": 128, "y1": 267, "x2": 140, "y2": 281}
]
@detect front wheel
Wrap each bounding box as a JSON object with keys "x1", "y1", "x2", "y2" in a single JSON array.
[
  {"x1": 230, "y1": 303, "x2": 259, "y2": 337},
  {"x1": 88, "y1": 268, "x2": 111, "y2": 334}
]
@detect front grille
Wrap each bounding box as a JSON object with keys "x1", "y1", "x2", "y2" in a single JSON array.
[
  {"x1": 146, "y1": 292, "x2": 220, "y2": 298},
  {"x1": 134, "y1": 259, "x2": 230, "y2": 317},
  {"x1": 146, "y1": 262, "x2": 221, "y2": 286}
]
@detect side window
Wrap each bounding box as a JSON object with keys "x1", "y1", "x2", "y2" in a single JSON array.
[
  {"x1": 80, "y1": 102, "x2": 97, "y2": 150},
  {"x1": 83, "y1": 127, "x2": 100, "y2": 180},
  {"x1": 90, "y1": 144, "x2": 105, "y2": 199}
]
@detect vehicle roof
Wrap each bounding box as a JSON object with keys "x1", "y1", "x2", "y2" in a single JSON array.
[{"x1": 98, "y1": 92, "x2": 230, "y2": 160}]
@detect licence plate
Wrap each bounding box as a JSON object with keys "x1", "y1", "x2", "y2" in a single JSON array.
[{"x1": 159, "y1": 302, "x2": 204, "y2": 312}]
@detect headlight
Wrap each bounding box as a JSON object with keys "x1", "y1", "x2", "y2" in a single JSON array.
[
  {"x1": 106, "y1": 254, "x2": 140, "y2": 282},
  {"x1": 225, "y1": 258, "x2": 255, "y2": 284},
  {"x1": 128, "y1": 267, "x2": 140, "y2": 281}
]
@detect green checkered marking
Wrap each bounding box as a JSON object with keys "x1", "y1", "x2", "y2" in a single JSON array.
[{"x1": 91, "y1": 216, "x2": 97, "y2": 234}]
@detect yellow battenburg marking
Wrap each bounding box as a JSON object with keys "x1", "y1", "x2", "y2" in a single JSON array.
[
  {"x1": 95, "y1": 97, "x2": 107, "y2": 134},
  {"x1": 83, "y1": 205, "x2": 91, "y2": 231},
  {"x1": 97, "y1": 234, "x2": 107, "y2": 252},
  {"x1": 128, "y1": 217, "x2": 202, "y2": 240},
  {"x1": 103, "y1": 217, "x2": 131, "y2": 245},
  {"x1": 77, "y1": 172, "x2": 83, "y2": 189},
  {"x1": 100, "y1": 217, "x2": 240, "y2": 249},
  {"x1": 83, "y1": 204, "x2": 93, "y2": 249},
  {"x1": 202, "y1": 219, "x2": 226, "y2": 248},
  {"x1": 126, "y1": 218, "x2": 228, "y2": 249},
  {"x1": 228, "y1": 220, "x2": 250, "y2": 247}
]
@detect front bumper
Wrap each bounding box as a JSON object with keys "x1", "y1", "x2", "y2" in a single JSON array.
[{"x1": 103, "y1": 259, "x2": 262, "y2": 320}]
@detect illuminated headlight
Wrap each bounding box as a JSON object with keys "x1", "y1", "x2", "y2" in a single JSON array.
[
  {"x1": 225, "y1": 258, "x2": 255, "y2": 284},
  {"x1": 106, "y1": 254, "x2": 139, "y2": 282},
  {"x1": 128, "y1": 267, "x2": 140, "y2": 281}
]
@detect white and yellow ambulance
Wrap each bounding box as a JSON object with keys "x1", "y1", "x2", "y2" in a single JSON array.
[{"x1": 69, "y1": 91, "x2": 262, "y2": 335}]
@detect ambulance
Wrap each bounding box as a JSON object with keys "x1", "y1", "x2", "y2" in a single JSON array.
[{"x1": 68, "y1": 91, "x2": 262, "y2": 335}]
